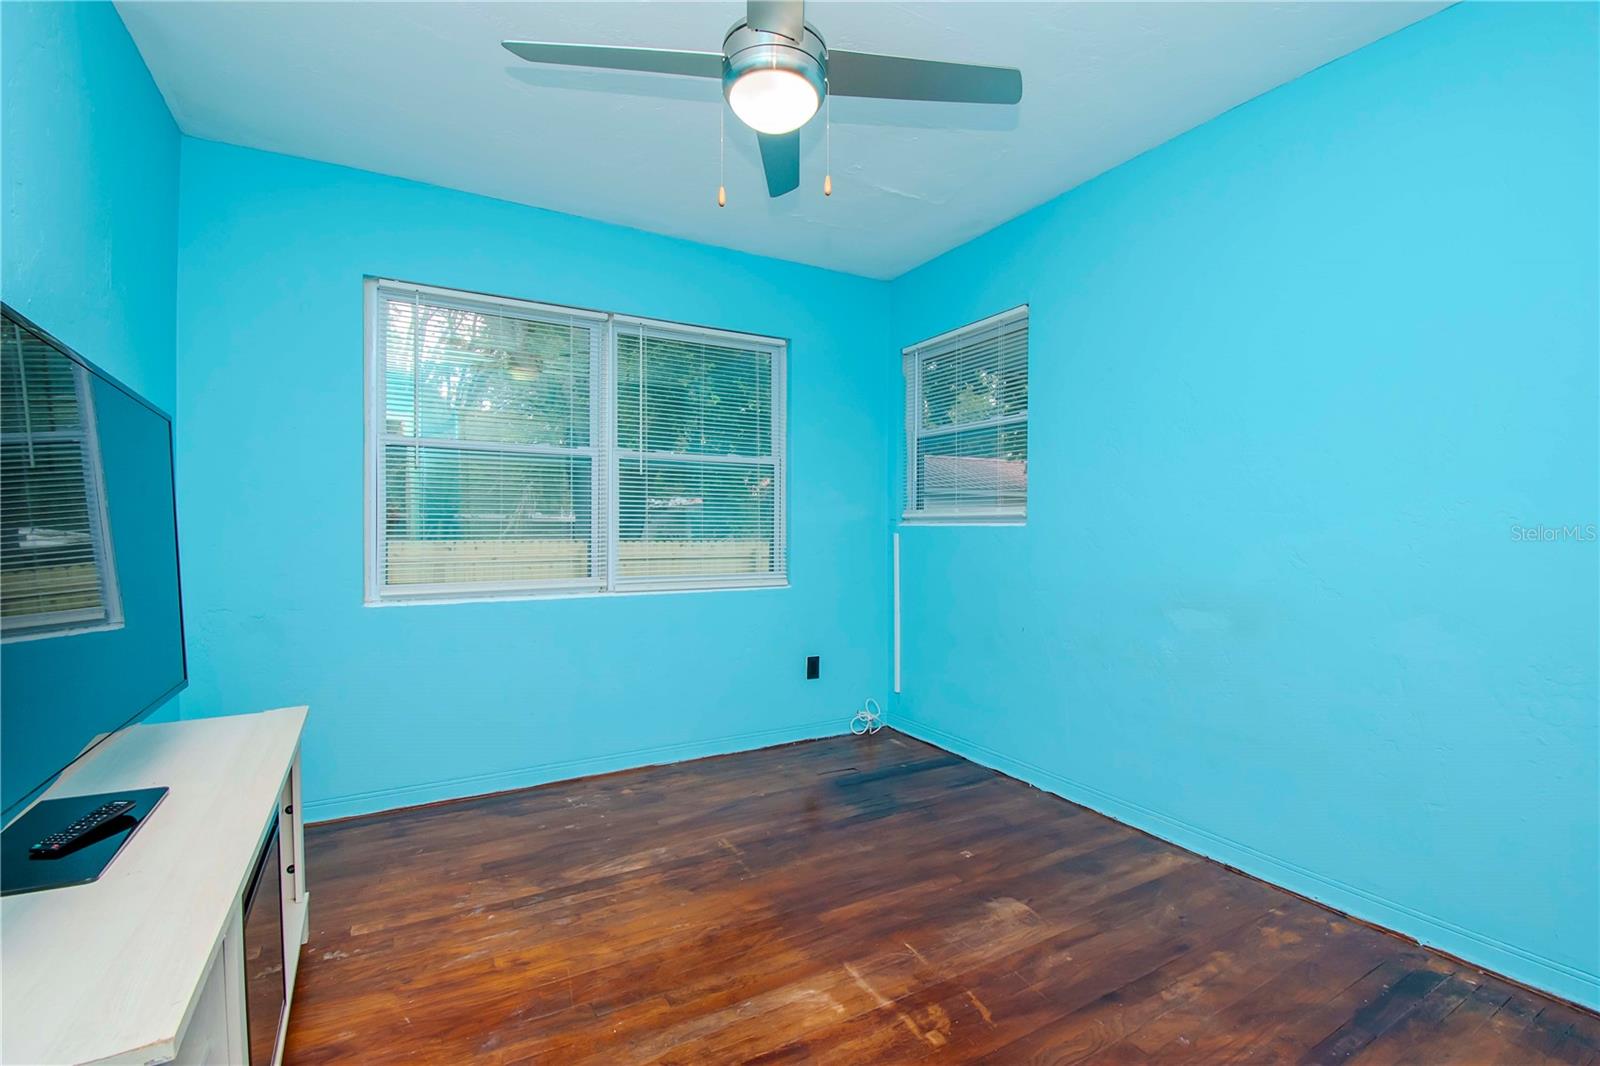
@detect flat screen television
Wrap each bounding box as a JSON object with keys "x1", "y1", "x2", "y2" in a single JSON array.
[{"x1": 0, "y1": 304, "x2": 187, "y2": 824}]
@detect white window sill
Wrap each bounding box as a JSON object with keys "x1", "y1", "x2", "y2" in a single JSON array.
[
  {"x1": 365, "y1": 578, "x2": 790, "y2": 608},
  {"x1": 901, "y1": 512, "x2": 1025, "y2": 527}
]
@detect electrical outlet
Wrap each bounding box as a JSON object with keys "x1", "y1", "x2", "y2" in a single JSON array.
[{"x1": 805, "y1": 655, "x2": 820, "y2": 680}]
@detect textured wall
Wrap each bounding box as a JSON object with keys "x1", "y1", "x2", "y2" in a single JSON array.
[
  {"x1": 175, "y1": 140, "x2": 895, "y2": 820},
  {"x1": 889, "y1": 2, "x2": 1599, "y2": 1007},
  {"x1": 1, "y1": 1, "x2": 184, "y2": 730},
  {"x1": 0, "y1": 1, "x2": 180, "y2": 412}
]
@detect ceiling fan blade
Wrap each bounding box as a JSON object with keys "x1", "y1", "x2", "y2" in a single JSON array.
[
  {"x1": 826, "y1": 50, "x2": 1022, "y2": 104},
  {"x1": 746, "y1": 0, "x2": 805, "y2": 41},
  {"x1": 501, "y1": 41, "x2": 722, "y2": 79},
  {"x1": 757, "y1": 131, "x2": 800, "y2": 198}
]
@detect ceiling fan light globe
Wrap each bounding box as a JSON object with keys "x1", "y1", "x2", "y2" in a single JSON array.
[{"x1": 727, "y1": 68, "x2": 819, "y2": 134}]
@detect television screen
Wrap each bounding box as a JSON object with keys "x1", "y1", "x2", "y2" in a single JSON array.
[{"x1": 0, "y1": 306, "x2": 186, "y2": 821}]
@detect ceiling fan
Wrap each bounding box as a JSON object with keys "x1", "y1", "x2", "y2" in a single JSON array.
[{"x1": 502, "y1": 0, "x2": 1023, "y2": 199}]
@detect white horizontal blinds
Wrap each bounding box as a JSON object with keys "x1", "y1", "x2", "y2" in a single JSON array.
[
  {"x1": 907, "y1": 308, "x2": 1028, "y2": 519},
  {"x1": 377, "y1": 285, "x2": 603, "y2": 592},
  {"x1": 0, "y1": 318, "x2": 117, "y2": 633},
  {"x1": 367, "y1": 280, "x2": 788, "y2": 601},
  {"x1": 903, "y1": 348, "x2": 919, "y2": 519},
  {"x1": 615, "y1": 322, "x2": 784, "y2": 584}
]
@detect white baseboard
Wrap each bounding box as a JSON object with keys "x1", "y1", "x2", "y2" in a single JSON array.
[
  {"x1": 893, "y1": 714, "x2": 1600, "y2": 1012},
  {"x1": 302, "y1": 716, "x2": 847, "y2": 824}
]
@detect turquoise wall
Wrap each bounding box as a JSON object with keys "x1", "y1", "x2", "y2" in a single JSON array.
[
  {"x1": 888, "y1": 2, "x2": 1599, "y2": 1008},
  {"x1": 0, "y1": 1, "x2": 179, "y2": 413},
  {"x1": 175, "y1": 140, "x2": 895, "y2": 821},
  {"x1": 1, "y1": 1, "x2": 183, "y2": 728},
  {"x1": 9, "y1": 0, "x2": 1595, "y2": 1011}
]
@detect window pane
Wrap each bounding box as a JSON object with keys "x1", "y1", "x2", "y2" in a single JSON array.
[
  {"x1": 382, "y1": 444, "x2": 595, "y2": 587},
  {"x1": 919, "y1": 321, "x2": 1028, "y2": 430},
  {"x1": 916, "y1": 422, "x2": 1028, "y2": 512},
  {"x1": 382, "y1": 295, "x2": 592, "y2": 448},
  {"x1": 616, "y1": 456, "x2": 777, "y2": 580},
  {"x1": 616, "y1": 331, "x2": 772, "y2": 457}
]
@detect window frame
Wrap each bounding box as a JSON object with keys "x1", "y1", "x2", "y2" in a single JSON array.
[
  {"x1": 902, "y1": 305, "x2": 1029, "y2": 526},
  {"x1": 364, "y1": 279, "x2": 788, "y2": 605},
  {"x1": 608, "y1": 314, "x2": 787, "y2": 595}
]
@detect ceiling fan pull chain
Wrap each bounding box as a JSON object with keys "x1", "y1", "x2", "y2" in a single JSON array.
[
  {"x1": 717, "y1": 102, "x2": 728, "y2": 207},
  {"x1": 824, "y1": 93, "x2": 832, "y2": 197}
]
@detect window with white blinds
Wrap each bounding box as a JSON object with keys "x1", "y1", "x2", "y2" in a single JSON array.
[
  {"x1": 615, "y1": 322, "x2": 782, "y2": 587},
  {"x1": 1, "y1": 313, "x2": 121, "y2": 637},
  {"x1": 366, "y1": 281, "x2": 786, "y2": 602},
  {"x1": 903, "y1": 306, "x2": 1028, "y2": 523}
]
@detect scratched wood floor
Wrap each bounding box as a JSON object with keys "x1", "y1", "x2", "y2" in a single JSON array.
[{"x1": 284, "y1": 732, "x2": 1599, "y2": 1064}]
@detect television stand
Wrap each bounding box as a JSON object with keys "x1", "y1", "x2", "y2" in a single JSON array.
[{"x1": 0, "y1": 706, "x2": 309, "y2": 1065}]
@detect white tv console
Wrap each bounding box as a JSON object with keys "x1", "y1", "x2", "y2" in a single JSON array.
[{"x1": 1, "y1": 706, "x2": 310, "y2": 1065}]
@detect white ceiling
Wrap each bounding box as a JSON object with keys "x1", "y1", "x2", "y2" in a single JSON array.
[{"x1": 118, "y1": 1, "x2": 1446, "y2": 279}]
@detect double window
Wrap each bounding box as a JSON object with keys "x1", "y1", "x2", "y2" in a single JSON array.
[
  {"x1": 903, "y1": 306, "x2": 1028, "y2": 523},
  {"x1": 365, "y1": 280, "x2": 785, "y2": 602}
]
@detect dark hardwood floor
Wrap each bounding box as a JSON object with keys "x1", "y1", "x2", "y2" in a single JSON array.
[{"x1": 285, "y1": 732, "x2": 1599, "y2": 1064}]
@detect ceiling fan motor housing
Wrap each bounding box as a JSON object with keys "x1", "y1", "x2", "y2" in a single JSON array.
[{"x1": 722, "y1": 19, "x2": 828, "y2": 110}]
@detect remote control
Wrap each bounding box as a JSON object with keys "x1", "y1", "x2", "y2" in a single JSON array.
[{"x1": 29, "y1": 799, "x2": 137, "y2": 857}]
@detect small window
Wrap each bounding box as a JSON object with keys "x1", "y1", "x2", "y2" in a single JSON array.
[
  {"x1": 903, "y1": 306, "x2": 1028, "y2": 523},
  {"x1": 1, "y1": 312, "x2": 122, "y2": 639},
  {"x1": 366, "y1": 281, "x2": 786, "y2": 602}
]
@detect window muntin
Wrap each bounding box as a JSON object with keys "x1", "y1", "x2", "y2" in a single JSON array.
[
  {"x1": 903, "y1": 306, "x2": 1028, "y2": 523},
  {"x1": 366, "y1": 282, "x2": 786, "y2": 602}
]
